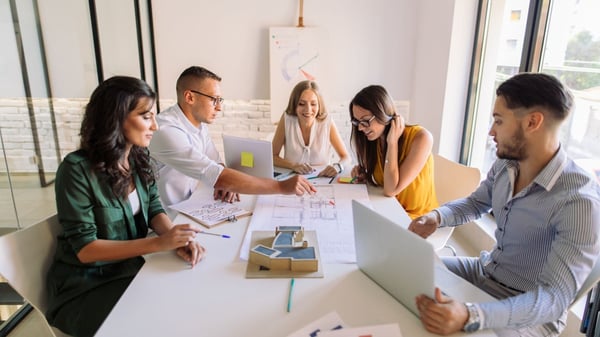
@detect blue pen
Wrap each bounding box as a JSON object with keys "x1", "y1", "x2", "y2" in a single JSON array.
[{"x1": 199, "y1": 231, "x2": 231, "y2": 239}]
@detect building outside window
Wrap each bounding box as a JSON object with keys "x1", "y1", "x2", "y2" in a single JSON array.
[{"x1": 465, "y1": 0, "x2": 600, "y2": 177}]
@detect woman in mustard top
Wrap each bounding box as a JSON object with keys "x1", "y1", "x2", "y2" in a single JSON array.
[{"x1": 349, "y1": 85, "x2": 438, "y2": 219}]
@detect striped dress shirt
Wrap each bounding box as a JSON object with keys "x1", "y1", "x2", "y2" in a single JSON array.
[{"x1": 437, "y1": 147, "x2": 600, "y2": 330}]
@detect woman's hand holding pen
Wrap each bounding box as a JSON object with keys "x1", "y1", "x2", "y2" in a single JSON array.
[
  {"x1": 158, "y1": 224, "x2": 206, "y2": 266},
  {"x1": 157, "y1": 223, "x2": 200, "y2": 249},
  {"x1": 350, "y1": 165, "x2": 367, "y2": 183}
]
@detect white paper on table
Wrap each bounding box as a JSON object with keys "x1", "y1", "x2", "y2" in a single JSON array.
[
  {"x1": 317, "y1": 323, "x2": 403, "y2": 337},
  {"x1": 169, "y1": 190, "x2": 251, "y2": 228},
  {"x1": 240, "y1": 184, "x2": 370, "y2": 263},
  {"x1": 276, "y1": 165, "x2": 326, "y2": 181},
  {"x1": 286, "y1": 311, "x2": 347, "y2": 337}
]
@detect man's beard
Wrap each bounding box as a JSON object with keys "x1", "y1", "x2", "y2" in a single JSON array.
[{"x1": 496, "y1": 127, "x2": 527, "y2": 161}]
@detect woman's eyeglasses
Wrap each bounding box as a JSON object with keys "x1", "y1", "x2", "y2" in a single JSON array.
[
  {"x1": 350, "y1": 115, "x2": 376, "y2": 127},
  {"x1": 189, "y1": 90, "x2": 224, "y2": 107}
]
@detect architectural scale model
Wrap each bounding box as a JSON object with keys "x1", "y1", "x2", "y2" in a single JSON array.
[{"x1": 248, "y1": 225, "x2": 318, "y2": 272}]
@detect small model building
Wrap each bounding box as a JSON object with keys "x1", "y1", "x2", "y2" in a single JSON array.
[{"x1": 249, "y1": 226, "x2": 318, "y2": 272}]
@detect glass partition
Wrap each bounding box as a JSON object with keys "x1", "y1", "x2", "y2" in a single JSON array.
[
  {"x1": 0, "y1": 0, "x2": 158, "y2": 331},
  {"x1": 0, "y1": 0, "x2": 158, "y2": 233}
]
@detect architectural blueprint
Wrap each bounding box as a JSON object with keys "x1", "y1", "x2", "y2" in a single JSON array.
[{"x1": 240, "y1": 184, "x2": 370, "y2": 263}]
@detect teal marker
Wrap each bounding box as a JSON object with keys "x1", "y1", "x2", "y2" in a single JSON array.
[{"x1": 287, "y1": 278, "x2": 295, "y2": 312}]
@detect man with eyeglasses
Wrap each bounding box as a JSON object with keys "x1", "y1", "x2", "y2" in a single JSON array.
[{"x1": 149, "y1": 66, "x2": 316, "y2": 217}]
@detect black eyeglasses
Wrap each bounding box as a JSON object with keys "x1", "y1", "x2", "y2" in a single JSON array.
[
  {"x1": 189, "y1": 90, "x2": 224, "y2": 107},
  {"x1": 350, "y1": 115, "x2": 376, "y2": 127}
]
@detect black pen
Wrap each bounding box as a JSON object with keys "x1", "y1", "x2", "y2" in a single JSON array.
[{"x1": 328, "y1": 175, "x2": 336, "y2": 184}]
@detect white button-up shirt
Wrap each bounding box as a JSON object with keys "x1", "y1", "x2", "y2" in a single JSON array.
[{"x1": 149, "y1": 104, "x2": 224, "y2": 216}]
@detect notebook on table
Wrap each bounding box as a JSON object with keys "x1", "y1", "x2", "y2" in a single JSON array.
[
  {"x1": 222, "y1": 135, "x2": 275, "y2": 179},
  {"x1": 351, "y1": 200, "x2": 495, "y2": 317},
  {"x1": 169, "y1": 190, "x2": 252, "y2": 228}
]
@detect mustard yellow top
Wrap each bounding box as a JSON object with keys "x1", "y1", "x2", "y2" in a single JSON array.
[{"x1": 373, "y1": 125, "x2": 438, "y2": 219}]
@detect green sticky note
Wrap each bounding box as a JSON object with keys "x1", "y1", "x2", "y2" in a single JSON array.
[{"x1": 241, "y1": 151, "x2": 254, "y2": 168}]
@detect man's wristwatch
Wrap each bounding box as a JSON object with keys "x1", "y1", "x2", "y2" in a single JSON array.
[
  {"x1": 332, "y1": 162, "x2": 343, "y2": 173},
  {"x1": 463, "y1": 302, "x2": 481, "y2": 332}
]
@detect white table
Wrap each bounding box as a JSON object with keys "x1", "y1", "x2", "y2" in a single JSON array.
[{"x1": 96, "y1": 186, "x2": 497, "y2": 337}]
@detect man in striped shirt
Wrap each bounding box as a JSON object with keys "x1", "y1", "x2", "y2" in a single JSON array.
[{"x1": 409, "y1": 73, "x2": 600, "y2": 336}]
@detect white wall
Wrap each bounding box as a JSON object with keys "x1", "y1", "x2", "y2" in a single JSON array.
[
  {"x1": 36, "y1": 0, "x2": 97, "y2": 98},
  {"x1": 0, "y1": 1, "x2": 25, "y2": 97},
  {"x1": 2, "y1": 0, "x2": 479, "y2": 163},
  {"x1": 151, "y1": 0, "x2": 417, "y2": 103},
  {"x1": 411, "y1": 0, "x2": 478, "y2": 161}
]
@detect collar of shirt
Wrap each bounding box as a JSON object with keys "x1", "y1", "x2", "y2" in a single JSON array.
[
  {"x1": 505, "y1": 146, "x2": 568, "y2": 195},
  {"x1": 172, "y1": 104, "x2": 205, "y2": 136}
]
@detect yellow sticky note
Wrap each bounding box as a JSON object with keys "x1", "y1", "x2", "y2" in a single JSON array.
[{"x1": 241, "y1": 151, "x2": 254, "y2": 168}]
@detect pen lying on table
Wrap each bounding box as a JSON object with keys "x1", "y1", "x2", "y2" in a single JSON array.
[{"x1": 199, "y1": 231, "x2": 231, "y2": 239}]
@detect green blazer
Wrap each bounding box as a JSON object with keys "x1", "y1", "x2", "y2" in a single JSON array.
[{"x1": 46, "y1": 149, "x2": 165, "y2": 321}]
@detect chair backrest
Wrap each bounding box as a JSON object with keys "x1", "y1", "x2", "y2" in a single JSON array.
[
  {"x1": 434, "y1": 154, "x2": 481, "y2": 204},
  {"x1": 573, "y1": 256, "x2": 600, "y2": 307},
  {"x1": 427, "y1": 155, "x2": 481, "y2": 251},
  {"x1": 0, "y1": 214, "x2": 60, "y2": 314}
]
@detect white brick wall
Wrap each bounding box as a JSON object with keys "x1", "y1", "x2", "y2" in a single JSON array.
[{"x1": 0, "y1": 98, "x2": 408, "y2": 173}]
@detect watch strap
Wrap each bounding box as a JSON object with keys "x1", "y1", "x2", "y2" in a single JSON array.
[
  {"x1": 463, "y1": 302, "x2": 481, "y2": 332},
  {"x1": 333, "y1": 162, "x2": 343, "y2": 173}
]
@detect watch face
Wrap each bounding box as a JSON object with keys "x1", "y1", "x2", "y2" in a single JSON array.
[{"x1": 464, "y1": 322, "x2": 480, "y2": 333}]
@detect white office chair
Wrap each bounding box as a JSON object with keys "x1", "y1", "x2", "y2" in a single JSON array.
[
  {"x1": 574, "y1": 257, "x2": 600, "y2": 307},
  {"x1": 0, "y1": 214, "x2": 71, "y2": 337},
  {"x1": 430, "y1": 154, "x2": 481, "y2": 254}
]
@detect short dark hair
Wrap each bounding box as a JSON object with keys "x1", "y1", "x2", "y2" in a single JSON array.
[
  {"x1": 176, "y1": 66, "x2": 221, "y2": 94},
  {"x1": 496, "y1": 72, "x2": 573, "y2": 121}
]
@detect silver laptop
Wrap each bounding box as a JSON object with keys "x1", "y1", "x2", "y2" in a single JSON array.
[
  {"x1": 352, "y1": 200, "x2": 494, "y2": 317},
  {"x1": 222, "y1": 135, "x2": 274, "y2": 179}
]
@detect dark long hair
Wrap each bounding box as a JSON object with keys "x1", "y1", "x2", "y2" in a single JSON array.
[
  {"x1": 80, "y1": 76, "x2": 156, "y2": 198},
  {"x1": 349, "y1": 85, "x2": 402, "y2": 185}
]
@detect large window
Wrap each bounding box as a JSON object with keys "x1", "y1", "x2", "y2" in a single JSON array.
[{"x1": 464, "y1": 0, "x2": 600, "y2": 174}]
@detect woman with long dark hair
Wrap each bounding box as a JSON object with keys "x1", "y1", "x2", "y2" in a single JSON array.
[
  {"x1": 46, "y1": 76, "x2": 205, "y2": 336},
  {"x1": 349, "y1": 85, "x2": 438, "y2": 219}
]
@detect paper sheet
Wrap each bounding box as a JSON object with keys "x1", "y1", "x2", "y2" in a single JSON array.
[
  {"x1": 318, "y1": 323, "x2": 403, "y2": 337},
  {"x1": 286, "y1": 311, "x2": 346, "y2": 337},
  {"x1": 240, "y1": 184, "x2": 370, "y2": 263},
  {"x1": 169, "y1": 191, "x2": 251, "y2": 228}
]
